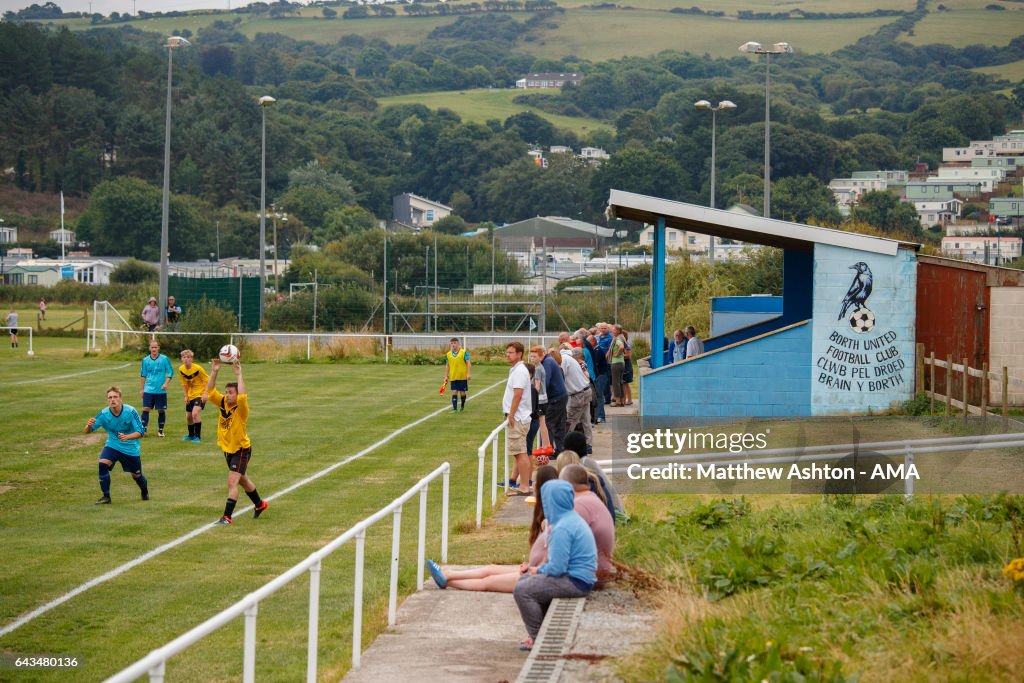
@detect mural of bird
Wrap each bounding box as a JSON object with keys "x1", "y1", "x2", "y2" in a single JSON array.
[{"x1": 838, "y1": 262, "x2": 873, "y2": 320}]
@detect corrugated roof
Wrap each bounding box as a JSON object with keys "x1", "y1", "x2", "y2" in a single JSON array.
[
  {"x1": 497, "y1": 216, "x2": 615, "y2": 239},
  {"x1": 606, "y1": 190, "x2": 919, "y2": 255}
]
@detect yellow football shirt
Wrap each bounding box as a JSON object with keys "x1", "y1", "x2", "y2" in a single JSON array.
[
  {"x1": 207, "y1": 387, "x2": 250, "y2": 453},
  {"x1": 178, "y1": 364, "x2": 209, "y2": 401},
  {"x1": 446, "y1": 349, "x2": 470, "y2": 380}
]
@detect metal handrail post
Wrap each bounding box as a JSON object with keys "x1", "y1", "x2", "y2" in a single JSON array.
[
  {"x1": 492, "y1": 437, "x2": 498, "y2": 506},
  {"x1": 388, "y1": 507, "x2": 402, "y2": 626},
  {"x1": 417, "y1": 487, "x2": 428, "y2": 590},
  {"x1": 476, "y1": 446, "x2": 485, "y2": 528},
  {"x1": 243, "y1": 603, "x2": 258, "y2": 683},
  {"x1": 306, "y1": 560, "x2": 321, "y2": 683},
  {"x1": 904, "y1": 444, "x2": 915, "y2": 500},
  {"x1": 352, "y1": 531, "x2": 366, "y2": 669},
  {"x1": 441, "y1": 467, "x2": 450, "y2": 562}
]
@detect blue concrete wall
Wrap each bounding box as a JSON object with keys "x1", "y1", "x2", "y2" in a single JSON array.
[
  {"x1": 641, "y1": 322, "x2": 812, "y2": 417},
  {"x1": 810, "y1": 244, "x2": 917, "y2": 415}
]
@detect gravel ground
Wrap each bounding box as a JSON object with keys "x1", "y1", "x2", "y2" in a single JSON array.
[{"x1": 560, "y1": 586, "x2": 657, "y2": 682}]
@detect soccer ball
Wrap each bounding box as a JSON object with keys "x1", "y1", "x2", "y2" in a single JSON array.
[
  {"x1": 218, "y1": 344, "x2": 239, "y2": 364},
  {"x1": 848, "y1": 307, "x2": 875, "y2": 334}
]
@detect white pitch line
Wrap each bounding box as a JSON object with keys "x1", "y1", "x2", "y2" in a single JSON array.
[
  {"x1": 0, "y1": 379, "x2": 504, "y2": 639},
  {"x1": 11, "y1": 363, "x2": 133, "y2": 385}
]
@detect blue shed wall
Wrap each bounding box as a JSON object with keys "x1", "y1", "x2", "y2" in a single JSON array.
[{"x1": 641, "y1": 322, "x2": 812, "y2": 417}]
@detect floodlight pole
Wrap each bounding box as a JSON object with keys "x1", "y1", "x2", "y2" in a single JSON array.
[
  {"x1": 258, "y1": 95, "x2": 276, "y2": 329},
  {"x1": 159, "y1": 36, "x2": 189, "y2": 327},
  {"x1": 739, "y1": 41, "x2": 792, "y2": 219}
]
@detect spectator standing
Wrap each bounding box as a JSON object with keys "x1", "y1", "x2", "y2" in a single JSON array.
[
  {"x1": 595, "y1": 323, "x2": 613, "y2": 407},
  {"x1": 141, "y1": 297, "x2": 160, "y2": 332},
  {"x1": 685, "y1": 325, "x2": 705, "y2": 358},
  {"x1": 503, "y1": 342, "x2": 533, "y2": 495},
  {"x1": 668, "y1": 329, "x2": 685, "y2": 363},
  {"x1": 539, "y1": 345, "x2": 569, "y2": 454},
  {"x1": 621, "y1": 328, "x2": 634, "y2": 406},
  {"x1": 560, "y1": 347, "x2": 593, "y2": 450},
  {"x1": 606, "y1": 325, "x2": 626, "y2": 407},
  {"x1": 38, "y1": 298, "x2": 46, "y2": 321},
  {"x1": 165, "y1": 296, "x2": 182, "y2": 326}
]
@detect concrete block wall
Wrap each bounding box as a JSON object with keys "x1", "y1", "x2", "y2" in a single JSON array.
[
  {"x1": 989, "y1": 287, "x2": 1024, "y2": 406},
  {"x1": 641, "y1": 322, "x2": 812, "y2": 417},
  {"x1": 811, "y1": 244, "x2": 917, "y2": 415}
]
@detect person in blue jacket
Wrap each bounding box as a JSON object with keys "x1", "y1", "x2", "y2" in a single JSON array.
[
  {"x1": 512, "y1": 479, "x2": 596, "y2": 650},
  {"x1": 85, "y1": 386, "x2": 148, "y2": 504}
]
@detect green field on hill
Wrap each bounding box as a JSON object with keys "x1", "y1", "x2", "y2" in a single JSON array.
[
  {"x1": 0, "y1": 341, "x2": 511, "y2": 681},
  {"x1": 46, "y1": 0, "x2": 1020, "y2": 61},
  {"x1": 378, "y1": 88, "x2": 613, "y2": 135},
  {"x1": 974, "y1": 59, "x2": 1024, "y2": 83}
]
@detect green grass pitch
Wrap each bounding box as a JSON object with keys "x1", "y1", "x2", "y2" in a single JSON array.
[{"x1": 0, "y1": 339, "x2": 512, "y2": 681}]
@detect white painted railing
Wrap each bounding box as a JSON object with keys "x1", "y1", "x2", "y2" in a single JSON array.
[
  {"x1": 596, "y1": 432, "x2": 1024, "y2": 498},
  {"x1": 0, "y1": 326, "x2": 34, "y2": 356},
  {"x1": 476, "y1": 421, "x2": 508, "y2": 528},
  {"x1": 105, "y1": 462, "x2": 451, "y2": 683},
  {"x1": 86, "y1": 326, "x2": 562, "y2": 361}
]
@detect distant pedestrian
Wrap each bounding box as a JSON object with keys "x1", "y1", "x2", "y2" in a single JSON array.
[
  {"x1": 38, "y1": 298, "x2": 46, "y2": 321},
  {"x1": 6, "y1": 308, "x2": 18, "y2": 348},
  {"x1": 141, "y1": 297, "x2": 160, "y2": 332},
  {"x1": 85, "y1": 386, "x2": 148, "y2": 505},
  {"x1": 685, "y1": 325, "x2": 704, "y2": 358},
  {"x1": 165, "y1": 296, "x2": 182, "y2": 325},
  {"x1": 140, "y1": 338, "x2": 173, "y2": 437}
]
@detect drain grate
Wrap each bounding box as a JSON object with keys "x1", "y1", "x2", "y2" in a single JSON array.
[{"x1": 516, "y1": 598, "x2": 586, "y2": 683}]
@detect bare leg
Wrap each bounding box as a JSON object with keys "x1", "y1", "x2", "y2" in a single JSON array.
[
  {"x1": 442, "y1": 564, "x2": 519, "y2": 581},
  {"x1": 538, "y1": 416, "x2": 549, "y2": 447},
  {"x1": 448, "y1": 572, "x2": 520, "y2": 593},
  {"x1": 227, "y1": 471, "x2": 241, "y2": 499},
  {"x1": 514, "y1": 453, "x2": 532, "y2": 491}
]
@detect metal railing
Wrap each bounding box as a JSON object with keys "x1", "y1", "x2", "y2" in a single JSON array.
[
  {"x1": 0, "y1": 326, "x2": 34, "y2": 355},
  {"x1": 477, "y1": 421, "x2": 508, "y2": 528},
  {"x1": 86, "y1": 325, "x2": 563, "y2": 362},
  {"x1": 105, "y1": 462, "x2": 451, "y2": 683},
  {"x1": 595, "y1": 432, "x2": 1024, "y2": 498}
]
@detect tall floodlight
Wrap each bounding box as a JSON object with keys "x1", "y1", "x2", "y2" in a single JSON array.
[
  {"x1": 694, "y1": 99, "x2": 736, "y2": 266},
  {"x1": 158, "y1": 36, "x2": 190, "y2": 325},
  {"x1": 739, "y1": 41, "x2": 792, "y2": 219},
  {"x1": 258, "y1": 95, "x2": 277, "y2": 328}
]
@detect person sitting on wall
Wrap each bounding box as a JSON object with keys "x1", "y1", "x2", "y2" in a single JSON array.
[{"x1": 425, "y1": 466, "x2": 559, "y2": 593}]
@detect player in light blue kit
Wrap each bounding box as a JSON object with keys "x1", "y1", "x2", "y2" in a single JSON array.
[
  {"x1": 84, "y1": 386, "x2": 148, "y2": 505},
  {"x1": 140, "y1": 338, "x2": 174, "y2": 437}
]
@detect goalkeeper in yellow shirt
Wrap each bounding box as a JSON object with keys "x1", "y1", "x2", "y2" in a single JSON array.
[
  {"x1": 178, "y1": 349, "x2": 208, "y2": 442},
  {"x1": 204, "y1": 358, "x2": 268, "y2": 525}
]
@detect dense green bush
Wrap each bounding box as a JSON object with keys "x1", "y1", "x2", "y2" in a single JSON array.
[{"x1": 109, "y1": 258, "x2": 158, "y2": 284}]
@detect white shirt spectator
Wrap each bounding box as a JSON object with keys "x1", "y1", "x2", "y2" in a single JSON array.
[
  {"x1": 503, "y1": 360, "x2": 533, "y2": 423},
  {"x1": 686, "y1": 336, "x2": 704, "y2": 358},
  {"x1": 560, "y1": 349, "x2": 590, "y2": 394}
]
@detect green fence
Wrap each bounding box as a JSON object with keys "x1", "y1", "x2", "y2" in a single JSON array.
[{"x1": 169, "y1": 276, "x2": 262, "y2": 332}]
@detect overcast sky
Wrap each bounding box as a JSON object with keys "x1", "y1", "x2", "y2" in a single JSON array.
[{"x1": 0, "y1": 0, "x2": 258, "y2": 14}]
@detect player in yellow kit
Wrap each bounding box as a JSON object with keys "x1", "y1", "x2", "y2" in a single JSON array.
[
  {"x1": 178, "y1": 350, "x2": 209, "y2": 442},
  {"x1": 444, "y1": 337, "x2": 471, "y2": 412},
  {"x1": 204, "y1": 358, "x2": 268, "y2": 525}
]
